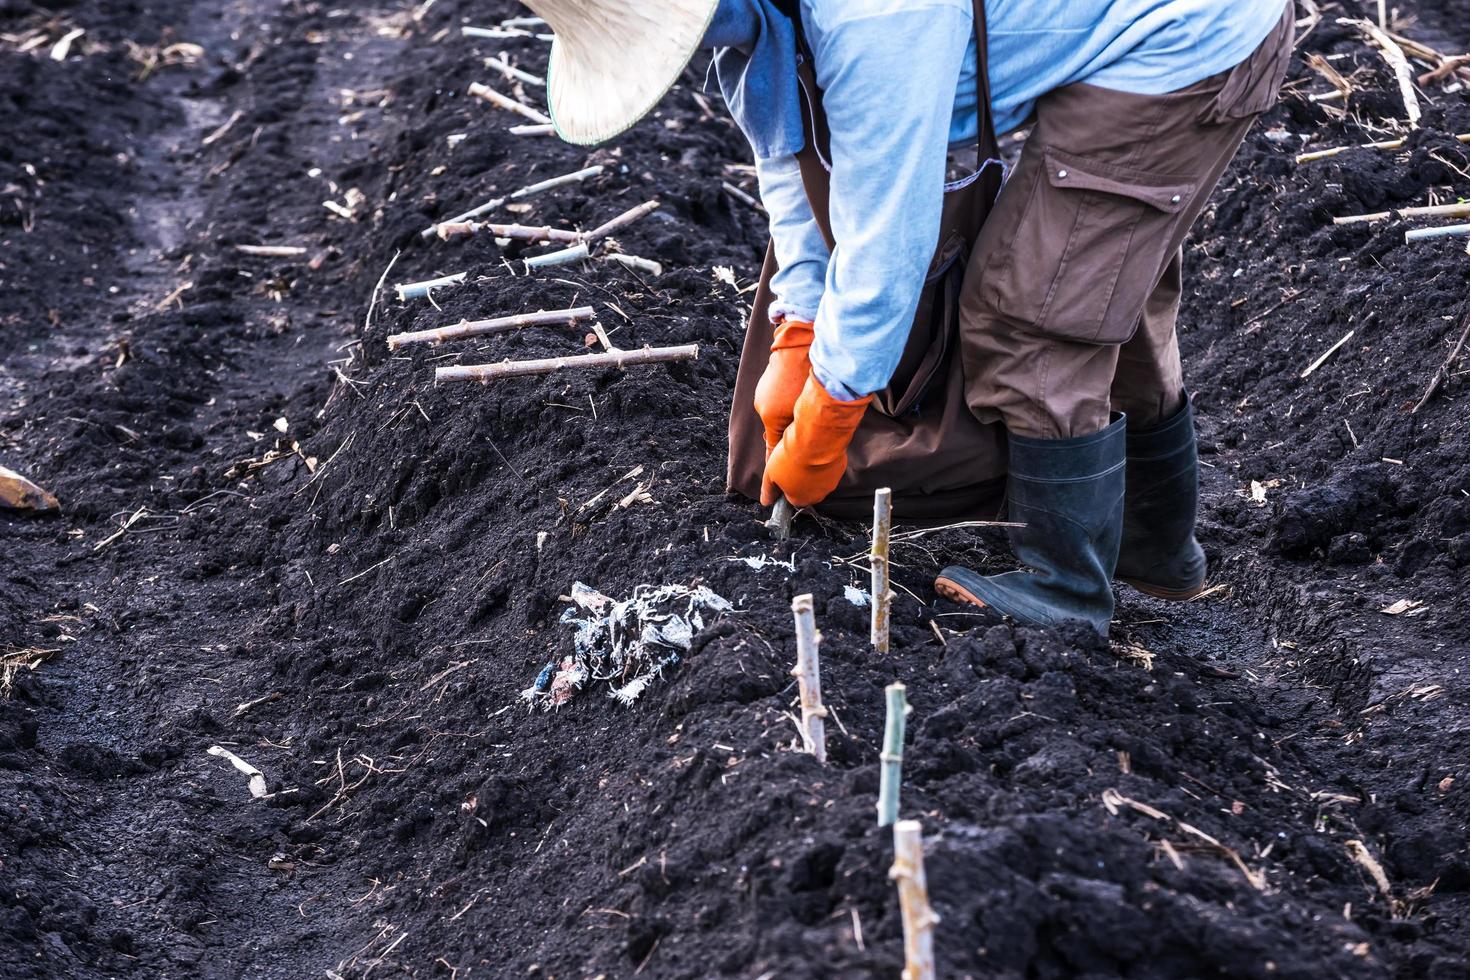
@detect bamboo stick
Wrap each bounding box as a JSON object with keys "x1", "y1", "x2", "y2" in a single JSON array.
[
  {"x1": 871, "y1": 487, "x2": 893, "y2": 655},
  {"x1": 1296, "y1": 133, "x2": 1470, "y2": 164},
  {"x1": 436, "y1": 221, "x2": 582, "y2": 243},
  {"x1": 419, "y1": 165, "x2": 604, "y2": 239},
  {"x1": 524, "y1": 242, "x2": 589, "y2": 271},
  {"x1": 484, "y1": 55, "x2": 544, "y2": 87},
  {"x1": 890, "y1": 820, "x2": 938, "y2": 980},
  {"x1": 1333, "y1": 202, "x2": 1470, "y2": 225},
  {"x1": 395, "y1": 272, "x2": 467, "y2": 301},
  {"x1": 1405, "y1": 222, "x2": 1470, "y2": 242},
  {"x1": 583, "y1": 200, "x2": 660, "y2": 243},
  {"x1": 387, "y1": 306, "x2": 595, "y2": 350},
  {"x1": 790, "y1": 594, "x2": 828, "y2": 764},
  {"x1": 436, "y1": 344, "x2": 699, "y2": 383},
  {"x1": 468, "y1": 82, "x2": 552, "y2": 124},
  {"x1": 877, "y1": 682, "x2": 908, "y2": 827}
]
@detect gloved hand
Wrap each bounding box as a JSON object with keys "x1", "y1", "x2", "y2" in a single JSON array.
[
  {"x1": 761, "y1": 373, "x2": 872, "y2": 507},
  {"x1": 753, "y1": 318, "x2": 814, "y2": 503}
]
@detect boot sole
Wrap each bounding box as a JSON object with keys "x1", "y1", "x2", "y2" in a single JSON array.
[
  {"x1": 1118, "y1": 576, "x2": 1207, "y2": 602},
  {"x1": 934, "y1": 575, "x2": 989, "y2": 609}
]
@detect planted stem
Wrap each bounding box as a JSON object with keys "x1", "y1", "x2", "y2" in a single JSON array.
[
  {"x1": 1295, "y1": 132, "x2": 1470, "y2": 164},
  {"x1": 524, "y1": 242, "x2": 589, "y2": 271},
  {"x1": 436, "y1": 221, "x2": 582, "y2": 243},
  {"x1": 790, "y1": 594, "x2": 827, "y2": 764},
  {"x1": 1405, "y1": 222, "x2": 1470, "y2": 242},
  {"x1": 1334, "y1": 202, "x2": 1470, "y2": 225},
  {"x1": 583, "y1": 200, "x2": 661, "y2": 243},
  {"x1": 483, "y1": 55, "x2": 544, "y2": 87},
  {"x1": 420, "y1": 165, "x2": 603, "y2": 239},
  {"x1": 890, "y1": 820, "x2": 938, "y2": 980},
  {"x1": 871, "y1": 487, "x2": 893, "y2": 654},
  {"x1": 878, "y1": 682, "x2": 908, "y2": 827},
  {"x1": 387, "y1": 306, "x2": 595, "y2": 349},
  {"x1": 435, "y1": 344, "x2": 699, "y2": 383}
]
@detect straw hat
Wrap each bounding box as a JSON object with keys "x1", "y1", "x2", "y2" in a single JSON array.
[{"x1": 520, "y1": 0, "x2": 720, "y2": 145}]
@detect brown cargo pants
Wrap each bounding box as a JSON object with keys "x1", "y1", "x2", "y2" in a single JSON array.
[{"x1": 961, "y1": 6, "x2": 1294, "y2": 439}]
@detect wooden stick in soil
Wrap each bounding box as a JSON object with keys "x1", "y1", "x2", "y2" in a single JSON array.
[
  {"x1": 461, "y1": 25, "x2": 552, "y2": 41},
  {"x1": 871, "y1": 487, "x2": 893, "y2": 655},
  {"x1": 583, "y1": 200, "x2": 661, "y2": 244},
  {"x1": 235, "y1": 244, "x2": 308, "y2": 257},
  {"x1": 790, "y1": 594, "x2": 828, "y2": 764},
  {"x1": 1300, "y1": 329, "x2": 1355, "y2": 379},
  {"x1": 509, "y1": 123, "x2": 556, "y2": 136},
  {"x1": 1411, "y1": 312, "x2": 1470, "y2": 414},
  {"x1": 1295, "y1": 133, "x2": 1470, "y2": 164},
  {"x1": 1333, "y1": 202, "x2": 1470, "y2": 225},
  {"x1": 436, "y1": 221, "x2": 582, "y2": 243},
  {"x1": 721, "y1": 181, "x2": 766, "y2": 213},
  {"x1": 877, "y1": 682, "x2": 908, "y2": 827},
  {"x1": 483, "y1": 55, "x2": 544, "y2": 87},
  {"x1": 420, "y1": 165, "x2": 604, "y2": 239},
  {"x1": 766, "y1": 495, "x2": 796, "y2": 540},
  {"x1": 435, "y1": 344, "x2": 699, "y2": 383},
  {"x1": 890, "y1": 820, "x2": 938, "y2": 980},
  {"x1": 1405, "y1": 223, "x2": 1470, "y2": 242},
  {"x1": 387, "y1": 306, "x2": 595, "y2": 350},
  {"x1": 524, "y1": 242, "x2": 589, "y2": 271},
  {"x1": 467, "y1": 82, "x2": 552, "y2": 124},
  {"x1": 395, "y1": 272, "x2": 467, "y2": 301}
]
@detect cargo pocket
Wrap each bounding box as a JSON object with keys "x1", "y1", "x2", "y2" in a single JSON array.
[
  {"x1": 991, "y1": 147, "x2": 1195, "y2": 345},
  {"x1": 1199, "y1": 7, "x2": 1293, "y2": 125}
]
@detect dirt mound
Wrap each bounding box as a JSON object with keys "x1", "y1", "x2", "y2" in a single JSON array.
[{"x1": 1, "y1": 1, "x2": 1467, "y2": 977}]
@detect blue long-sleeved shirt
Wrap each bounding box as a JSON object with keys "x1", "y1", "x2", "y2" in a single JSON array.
[{"x1": 708, "y1": 0, "x2": 1286, "y2": 398}]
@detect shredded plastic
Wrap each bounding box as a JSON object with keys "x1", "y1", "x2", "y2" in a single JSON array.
[{"x1": 521, "y1": 581, "x2": 732, "y2": 709}]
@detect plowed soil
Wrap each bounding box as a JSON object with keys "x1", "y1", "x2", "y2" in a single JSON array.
[{"x1": 2, "y1": 1, "x2": 1468, "y2": 977}]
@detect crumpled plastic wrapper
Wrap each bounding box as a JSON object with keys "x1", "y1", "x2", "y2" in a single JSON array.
[{"x1": 521, "y1": 581, "x2": 732, "y2": 709}]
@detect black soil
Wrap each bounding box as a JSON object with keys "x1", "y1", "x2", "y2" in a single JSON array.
[{"x1": 2, "y1": 1, "x2": 1468, "y2": 977}]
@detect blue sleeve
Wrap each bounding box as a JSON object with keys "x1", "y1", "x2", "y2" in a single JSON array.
[
  {"x1": 755, "y1": 152, "x2": 829, "y2": 324},
  {"x1": 805, "y1": 6, "x2": 971, "y2": 399}
]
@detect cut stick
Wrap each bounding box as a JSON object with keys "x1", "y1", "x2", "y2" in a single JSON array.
[
  {"x1": 766, "y1": 496, "x2": 796, "y2": 540},
  {"x1": 1295, "y1": 133, "x2": 1470, "y2": 164},
  {"x1": 890, "y1": 820, "x2": 938, "y2": 980},
  {"x1": 395, "y1": 272, "x2": 467, "y2": 301},
  {"x1": 1301, "y1": 329, "x2": 1355, "y2": 378},
  {"x1": 420, "y1": 165, "x2": 604, "y2": 239},
  {"x1": 484, "y1": 55, "x2": 544, "y2": 87},
  {"x1": 583, "y1": 200, "x2": 661, "y2": 243},
  {"x1": 871, "y1": 487, "x2": 894, "y2": 654},
  {"x1": 509, "y1": 123, "x2": 556, "y2": 136},
  {"x1": 721, "y1": 181, "x2": 766, "y2": 213},
  {"x1": 1339, "y1": 18, "x2": 1421, "y2": 128},
  {"x1": 601, "y1": 254, "x2": 663, "y2": 276},
  {"x1": 468, "y1": 82, "x2": 552, "y2": 124},
  {"x1": 877, "y1": 682, "x2": 908, "y2": 827},
  {"x1": 524, "y1": 242, "x2": 589, "y2": 271},
  {"x1": 790, "y1": 594, "x2": 828, "y2": 764},
  {"x1": 436, "y1": 221, "x2": 582, "y2": 243},
  {"x1": 1405, "y1": 222, "x2": 1470, "y2": 242},
  {"x1": 499, "y1": 15, "x2": 546, "y2": 28},
  {"x1": 1411, "y1": 312, "x2": 1470, "y2": 413},
  {"x1": 436, "y1": 344, "x2": 699, "y2": 383},
  {"x1": 235, "y1": 244, "x2": 309, "y2": 257},
  {"x1": 461, "y1": 26, "x2": 553, "y2": 41},
  {"x1": 387, "y1": 306, "x2": 596, "y2": 349},
  {"x1": 1333, "y1": 202, "x2": 1470, "y2": 225}
]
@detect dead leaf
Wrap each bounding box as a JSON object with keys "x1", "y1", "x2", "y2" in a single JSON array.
[
  {"x1": 0, "y1": 465, "x2": 59, "y2": 512},
  {"x1": 1380, "y1": 599, "x2": 1425, "y2": 616}
]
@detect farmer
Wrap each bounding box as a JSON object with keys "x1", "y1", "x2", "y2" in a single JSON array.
[{"x1": 519, "y1": 0, "x2": 1293, "y2": 636}]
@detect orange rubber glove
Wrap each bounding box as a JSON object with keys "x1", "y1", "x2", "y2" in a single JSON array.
[
  {"x1": 761, "y1": 374, "x2": 872, "y2": 507},
  {"x1": 753, "y1": 318, "x2": 814, "y2": 504}
]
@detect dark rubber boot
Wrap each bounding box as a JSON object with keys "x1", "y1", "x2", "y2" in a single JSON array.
[
  {"x1": 1115, "y1": 392, "x2": 1208, "y2": 600},
  {"x1": 936, "y1": 415, "x2": 1126, "y2": 637}
]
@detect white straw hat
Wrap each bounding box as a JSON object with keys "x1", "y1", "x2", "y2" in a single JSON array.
[{"x1": 520, "y1": 0, "x2": 720, "y2": 145}]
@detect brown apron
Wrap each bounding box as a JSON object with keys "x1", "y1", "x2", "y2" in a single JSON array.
[{"x1": 725, "y1": 0, "x2": 1007, "y2": 523}]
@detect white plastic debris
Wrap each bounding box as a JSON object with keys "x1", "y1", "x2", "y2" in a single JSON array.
[
  {"x1": 728, "y1": 553, "x2": 796, "y2": 572},
  {"x1": 207, "y1": 745, "x2": 268, "y2": 798},
  {"x1": 522, "y1": 582, "x2": 732, "y2": 709},
  {"x1": 845, "y1": 585, "x2": 872, "y2": 607}
]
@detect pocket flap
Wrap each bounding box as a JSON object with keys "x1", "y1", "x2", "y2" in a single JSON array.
[{"x1": 1043, "y1": 148, "x2": 1195, "y2": 214}]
